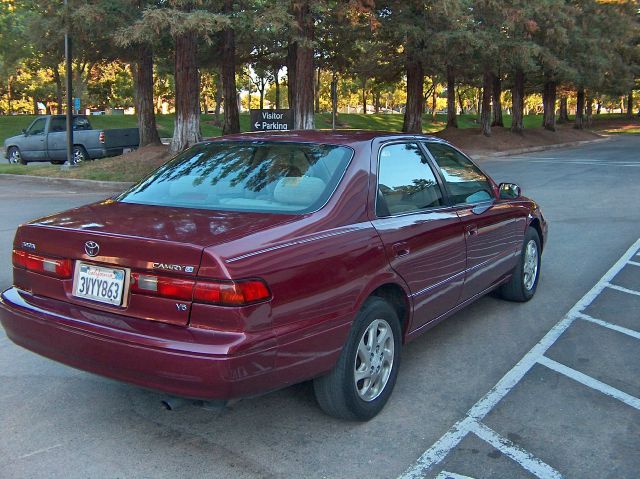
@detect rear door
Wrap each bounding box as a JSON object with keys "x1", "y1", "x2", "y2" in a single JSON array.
[
  {"x1": 424, "y1": 142, "x2": 521, "y2": 302},
  {"x1": 370, "y1": 141, "x2": 466, "y2": 333}
]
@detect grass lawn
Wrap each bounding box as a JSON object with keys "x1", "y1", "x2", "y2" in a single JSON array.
[{"x1": 0, "y1": 112, "x2": 550, "y2": 144}]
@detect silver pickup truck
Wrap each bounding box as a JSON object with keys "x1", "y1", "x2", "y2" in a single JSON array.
[{"x1": 4, "y1": 115, "x2": 140, "y2": 165}]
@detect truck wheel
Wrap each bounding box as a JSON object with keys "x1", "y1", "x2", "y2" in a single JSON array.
[
  {"x1": 313, "y1": 297, "x2": 401, "y2": 421},
  {"x1": 7, "y1": 147, "x2": 26, "y2": 165},
  {"x1": 70, "y1": 146, "x2": 88, "y2": 165}
]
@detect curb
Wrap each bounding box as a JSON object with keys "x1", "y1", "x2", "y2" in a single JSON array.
[
  {"x1": 0, "y1": 174, "x2": 134, "y2": 191},
  {"x1": 469, "y1": 136, "x2": 610, "y2": 160}
]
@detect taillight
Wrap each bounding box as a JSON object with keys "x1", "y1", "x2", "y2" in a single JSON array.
[
  {"x1": 98, "y1": 131, "x2": 105, "y2": 143},
  {"x1": 130, "y1": 272, "x2": 270, "y2": 306},
  {"x1": 12, "y1": 249, "x2": 72, "y2": 279},
  {"x1": 130, "y1": 273, "x2": 194, "y2": 301},
  {"x1": 194, "y1": 279, "x2": 271, "y2": 306}
]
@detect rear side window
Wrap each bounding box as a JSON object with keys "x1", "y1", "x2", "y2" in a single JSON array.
[
  {"x1": 425, "y1": 143, "x2": 493, "y2": 204},
  {"x1": 377, "y1": 143, "x2": 444, "y2": 217},
  {"x1": 118, "y1": 142, "x2": 352, "y2": 214}
]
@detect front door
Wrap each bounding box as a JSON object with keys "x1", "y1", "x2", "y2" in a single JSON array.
[
  {"x1": 424, "y1": 142, "x2": 520, "y2": 302},
  {"x1": 371, "y1": 141, "x2": 466, "y2": 333},
  {"x1": 20, "y1": 118, "x2": 48, "y2": 161}
]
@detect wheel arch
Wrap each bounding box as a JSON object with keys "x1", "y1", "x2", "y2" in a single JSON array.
[
  {"x1": 369, "y1": 283, "x2": 411, "y2": 339},
  {"x1": 529, "y1": 217, "x2": 544, "y2": 252}
]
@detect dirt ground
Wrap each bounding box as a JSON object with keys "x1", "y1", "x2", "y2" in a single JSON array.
[{"x1": 436, "y1": 125, "x2": 602, "y2": 156}]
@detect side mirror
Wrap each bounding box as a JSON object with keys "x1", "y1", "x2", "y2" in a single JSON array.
[
  {"x1": 499, "y1": 182, "x2": 521, "y2": 199},
  {"x1": 21, "y1": 129, "x2": 27, "y2": 135}
]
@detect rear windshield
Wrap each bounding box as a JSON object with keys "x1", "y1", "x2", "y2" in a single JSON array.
[{"x1": 117, "y1": 141, "x2": 353, "y2": 214}]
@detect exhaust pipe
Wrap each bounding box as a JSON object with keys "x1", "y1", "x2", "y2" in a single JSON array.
[{"x1": 161, "y1": 396, "x2": 190, "y2": 411}]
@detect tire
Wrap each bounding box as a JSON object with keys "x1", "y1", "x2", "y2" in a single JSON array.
[
  {"x1": 7, "y1": 147, "x2": 26, "y2": 165},
  {"x1": 70, "y1": 145, "x2": 88, "y2": 165},
  {"x1": 50, "y1": 160, "x2": 65, "y2": 165},
  {"x1": 313, "y1": 297, "x2": 402, "y2": 421},
  {"x1": 499, "y1": 227, "x2": 541, "y2": 302}
]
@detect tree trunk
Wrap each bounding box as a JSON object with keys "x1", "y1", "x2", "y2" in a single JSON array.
[
  {"x1": 259, "y1": 86, "x2": 264, "y2": 110},
  {"x1": 33, "y1": 97, "x2": 38, "y2": 115},
  {"x1": 331, "y1": 71, "x2": 338, "y2": 129},
  {"x1": 558, "y1": 96, "x2": 569, "y2": 124},
  {"x1": 491, "y1": 73, "x2": 503, "y2": 127},
  {"x1": 374, "y1": 90, "x2": 380, "y2": 114},
  {"x1": 574, "y1": 88, "x2": 585, "y2": 130},
  {"x1": 402, "y1": 53, "x2": 424, "y2": 133},
  {"x1": 457, "y1": 87, "x2": 464, "y2": 114},
  {"x1": 169, "y1": 32, "x2": 201, "y2": 154},
  {"x1": 542, "y1": 79, "x2": 557, "y2": 131},
  {"x1": 214, "y1": 74, "x2": 222, "y2": 118},
  {"x1": 315, "y1": 68, "x2": 321, "y2": 113},
  {"x1": 8, "y1": 76, "x2": 13, "y2": 114},
  {"x1": 134, "y1": 44, "x2": 161, "y2": 146},
  {"x1": 361, "y1": 77, "x2": 367, "y2": 114},
  {"x1": 446, "y1": 66, "x2": 457, "y2": 128},
  {"x1": 287, "y1": 42, "x2": 296, "y2": 111},
  {"x1": 511, "y1": 69, "x2": 525, "y2": 133},
  {"x1": 480, "y1": 70, "x2": 492, "y2": 137},
  {"x1": 221, "y1": 11, "x2": 240, "y2": 135},
  {"x1": 626, "y1": 91, "x2": 633, "y2": 118},
  {"x1": 596, "y1": 100, "x2": 601, "y2": 115},
  {"x1": 431, "y1": 78, "x2": 437, "y2": 121},
  {"x1": 274, "y1": 69, "x2": 280, "y2": 109},
  {"x1": 292, "y1": 0, "x2": 314, "y2": 129},
  {"x1": 585, "y1": 95, "x2": 593, "y2": 127},
  {"x1": 53, "y1": 66, "x2": 63, "y2": 114}
]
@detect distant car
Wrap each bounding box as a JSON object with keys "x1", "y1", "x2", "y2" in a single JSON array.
[
  {"x1": 0, "y1": 131, "x2": 546, "y2": 420},
  {"x1": 3, "y1": 115, "x2": 139, "y2": 165}
]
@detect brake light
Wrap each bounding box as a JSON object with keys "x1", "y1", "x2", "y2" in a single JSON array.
[
  {"x1": 130, "y1": 273, "x2": 194, "y2": 301},
  {"x1": 98, "y1": 131, "x2": 105, "y2": 143},
  {"x1": 12, "y1": 249, "x2": 72, "y2": 278},
  {"x1": 130, "y1": 272, "x2": 270, "y2": 306},
  {"x1": 194, "y1": 279, "x2": 271, "y2": 306}
]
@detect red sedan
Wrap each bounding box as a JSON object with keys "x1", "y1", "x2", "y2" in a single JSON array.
[{"x1": 0, "y1": 131, "x2": 547, "y2": 420}]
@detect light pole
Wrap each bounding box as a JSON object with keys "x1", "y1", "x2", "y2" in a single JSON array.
[{"x1": 64, "y1": 0, "x2": 73, "y2": 165}]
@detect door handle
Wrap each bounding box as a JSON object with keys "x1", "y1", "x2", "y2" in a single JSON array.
[
  {"x1": 392, "y1": 242, "x2": 410, "y2": 257},
  {"x1": 465, "y1": 225, "x2": 478, "y2": 237}
]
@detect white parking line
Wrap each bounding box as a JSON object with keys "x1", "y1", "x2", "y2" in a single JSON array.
[
  {"x1": 17, "y1": 443, "x2": 62, "y2": 460},
  {"x1": 577, "y1": 313, "x2": 640, "y2": 340},
  {"x1": 538, "y1": 356, "x2": 640, "y2": 411},
  {"x1": 399, "y1": 237, "x2": 640, "y2": 479},
  {"x1": 606, "y1": 283, "x2": 640, "y2": 297},
  {"x1": 435, "y1": 472, "x2": 477, "y2": 479},
  {"x1": 469, "y1": 421, "x2": 562, "y2": 479}
]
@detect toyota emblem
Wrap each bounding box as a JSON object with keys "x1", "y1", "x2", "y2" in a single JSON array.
[{"x1": 84, "y1": 241, "x2": 100, "y2": 257}]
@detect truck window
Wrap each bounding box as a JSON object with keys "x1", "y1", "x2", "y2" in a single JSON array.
[
  {"x1": 50, "y1": 117, "x2": 66, "y2": 132},
  {"x1": 27, "y1": 118, "x2": 47, "y2": 135},
  {"x1": 73, "y1": 117, "x2": 91, "y2": 130}
]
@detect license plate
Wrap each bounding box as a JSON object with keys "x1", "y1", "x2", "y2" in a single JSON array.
[{"x1": 73, "y1": 262, "x2": 126, "y2": 306}]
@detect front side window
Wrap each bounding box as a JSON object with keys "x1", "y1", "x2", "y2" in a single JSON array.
[
  {"x1": 425, "y1": 142, "x2": 494, "y2": 204},
  {"x1": 28, "y1": 118, "x2": 47, "y2": 135},
  {"x1": 377, "y1": 143, "x2": 444, "y2": 217},
  {"x1": 118, "y1": 142, "x2": 352, "y2": 214}
]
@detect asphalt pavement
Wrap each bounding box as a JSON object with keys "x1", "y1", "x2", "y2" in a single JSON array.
[{"x1": 0, "y1": 135, "x2": 639, "y2": 479}]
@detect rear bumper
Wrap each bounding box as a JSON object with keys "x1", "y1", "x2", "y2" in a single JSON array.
[{"x1": 0, "y1": 287, "x2": 279, "y2": 400}]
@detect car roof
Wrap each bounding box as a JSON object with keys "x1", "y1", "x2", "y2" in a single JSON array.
[{"x1": 205, "y1": 129, "x2": 449, "y2": 147}]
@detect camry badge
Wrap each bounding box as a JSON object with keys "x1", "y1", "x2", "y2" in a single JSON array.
[{"x1": 84, "y1": 241, "x2": 100, "y2": 257}]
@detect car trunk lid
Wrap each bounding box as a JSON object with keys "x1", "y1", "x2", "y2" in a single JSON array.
[{"x1": 13, "y1": 200, "x2": 295, "y2": 325}]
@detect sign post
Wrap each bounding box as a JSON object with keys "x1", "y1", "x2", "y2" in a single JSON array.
[{"x1": 250, "y1": 109, "x2": 293, "y2": 132}]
